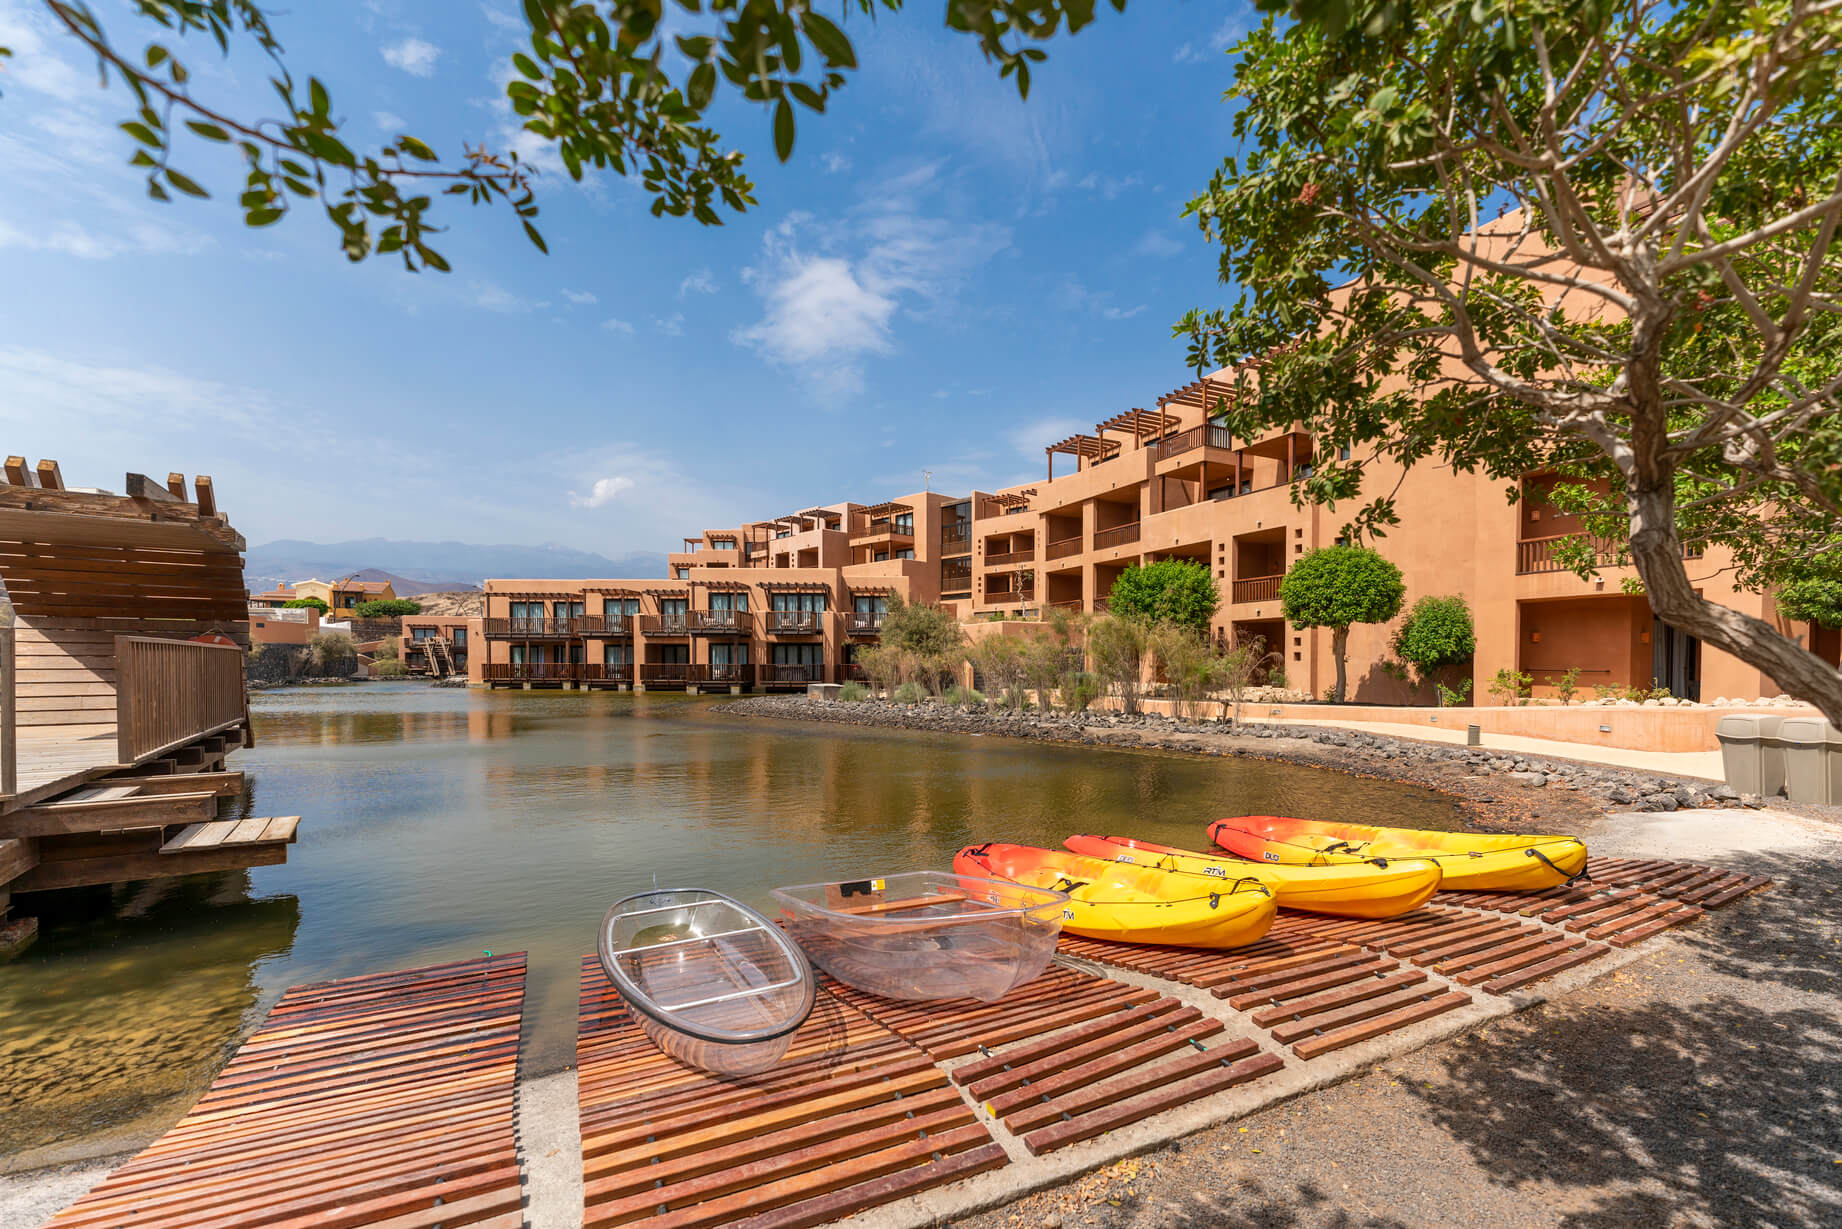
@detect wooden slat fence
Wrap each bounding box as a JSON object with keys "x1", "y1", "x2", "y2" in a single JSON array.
[{"x1": 115, "y1": 635, "x2": 245, "y2": 763}]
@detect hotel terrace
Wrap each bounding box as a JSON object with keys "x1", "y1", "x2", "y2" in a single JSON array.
[{"x1": 462, "y1": 375, "x2": 1835, "y2": 701}]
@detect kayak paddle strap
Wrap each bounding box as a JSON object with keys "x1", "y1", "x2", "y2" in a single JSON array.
[{"x1": 1526, "y1": 845, "x2": 1590, "y2": 885}]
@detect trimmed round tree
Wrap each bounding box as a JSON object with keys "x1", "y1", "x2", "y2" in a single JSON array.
[
  {"x1": 1390, "y1": 595, "x2": 1476, "y2": 691},
  {"x1": 1107, "y1": 559, "x2": 1220, "y2": 635},
  {"x1": 1279, "y1": 546, "x2": 1404, "y2": 702},
  {"x1": 1778, "y1": 576, "x2": 1842, "y2": 630}
]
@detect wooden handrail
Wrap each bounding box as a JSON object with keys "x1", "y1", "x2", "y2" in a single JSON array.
[
  {"x1": 1045, "y1": 536, "x2": 1084, "y2": 561},
  {"x1": 1231, "y1": 574, "x2": 1283, "y2": 604},
  {"x1": 115, "y1": 635, "x2": 246, "y2": 764},
  {"x1": 766, "y1": 611, "x2": 824, "y2": 633},
  {"x1": 1093, "y1": 522, "x2": 1140, "y2": 550}
]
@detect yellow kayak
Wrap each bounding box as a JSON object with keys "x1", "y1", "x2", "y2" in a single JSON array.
[
  {"x1": 1063, "y1": 834, "x2": 1441, "y2": 919},
  {"x1": 955, "y1": 843, "x2": 1277, "y2": 948},
  {"x1": 1206, "y1": 816, "x2": 1588, "y2": 892}
]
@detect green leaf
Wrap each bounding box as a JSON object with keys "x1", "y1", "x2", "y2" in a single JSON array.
[
  {"x1": 146, "y1": 44, "x2": 168, "y2": 68},
  {"x1": 688, "y1": 62, "x2": 716, "y2": 111},
  {"x1": 773, "y1": 96, "x2": 794, "y2": 162},
  {"x1": 397, "y1": 135, "x2": 438, "y2": 162},
  {"x1": 164, "y1": 168, "x2": 209, "y2": 198},
  {"x1": 522, "y1": 219, "x2": 548, "y2": 253},
  {"x1": 245, "y1": 207, "x2": 284, "y2": 226},
  {"x1": 121, "y1": 121, "x2": 161, "y2": 147},
  {"x1": 185, "y1": 120, "x2": 230, "y2": 142},
  {"x1": 309, "y1": 77, "x2": 330, "y2": 117},
  {"x1": 799, "y1": 12, "x2": 856, "y2": 69},
  {"x1": 513, "y1": 52, "x2": 542, "y2": 80}
]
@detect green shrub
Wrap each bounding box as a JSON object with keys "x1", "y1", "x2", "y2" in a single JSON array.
[
  {"x1": 1107, "y1": 559, "x2": 1220, "y2": 635},
  {"x1": 893, "y1": 681, "x2": 927, "y2": 704},
  {"x1": 1487, "y1": 668, "x2": 1532, "y2": 705},
  {"x1": 1059, "y1": 670, "x2": 1102, "y2": 712},
  {"x1": 944, "y1": 684, "x2": 987, "y2": 708},
  {"x1": 1435, "y1": 678, "x2": 1473, "y2": 707},
  {"x1": 1777, "y1": 575, "x2": 1842, "y2": 628},
  {"x1": 1267, "y1": 668, "x2": 1287, "y2": 689},
  {"x1": 308, "y1": 630, "x2": 358, "y2": 676},
  {"x1": 356, "y1": 598, "x2": 423, "y2": 618},
  {"x1": 1281, "y1": 546, "x2": 1405, "y2": 701},
  {"x1": 1549, "y1": 667, "x2": 1582, "y2": 705},
  {"x1": 283, "y1": 596, "x2": 329, "y2": 613},
  {"x1": 372, "y1": 658, "x2": 408, "y2": 678},
  {"x1": 839, "y1": 681, "x2": 871, "y2": 702},
  {"x1": 1390, "y1": 595, "x2": 1476, "y2": 688},
  {"x1": 374, "y1": 639, "x2": 400, "y2": 661}
]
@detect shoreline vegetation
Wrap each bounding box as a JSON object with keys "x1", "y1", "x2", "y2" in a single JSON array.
[{"x1": 716, "y1": 695, "x2": 1762, "y2": 831}]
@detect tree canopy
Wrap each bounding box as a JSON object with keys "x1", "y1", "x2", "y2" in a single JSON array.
[
  {"x1": 1280, "y1": 545, "x2": 1404, "y2": 700},
  {"x1": 1178, "y1": 0, "x2": 1842, "y2": 723},
  {"x1": 8, "y1": 0, "x2": 1124, "y2": 269},
  {"x1": 1106, "y1": 558, "x2": 1220, "y2": 634},
  {"x1": 355, "y1": 598, "x2": 423, "y2": 618},
  {"x1": 282, "y1": 596, "x2": 328, "y2": 612},
  {"x1": 1778, "y1": 575, "x2": 1842, "y2": 629},
  {"x1": 1390, "y1": 595, "x2": 1477, "y2": 687}
]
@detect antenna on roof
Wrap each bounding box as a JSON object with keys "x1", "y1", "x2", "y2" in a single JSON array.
[{"x1": 923, "y1": 469, "x2": 932, "y2": 492}]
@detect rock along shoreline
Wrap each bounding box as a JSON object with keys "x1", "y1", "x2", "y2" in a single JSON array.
[{"x1": 714, "y1": 695, "x2": 1757, "y2": 830}]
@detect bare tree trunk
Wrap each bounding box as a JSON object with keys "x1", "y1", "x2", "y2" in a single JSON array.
[
  {"x1": 1628, "y1": 480, "x2": 1842, "y2": 727},
  {"x1": 1331, "y1": 625, "x2": 1349, "y2": 702}
]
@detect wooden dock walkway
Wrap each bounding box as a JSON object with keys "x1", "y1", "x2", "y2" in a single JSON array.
[
  {"x1": 44, "y1": 856, "x2": 1773, "y2": 1229},
  {"x1": 47, "y1": 953, "x2": 527, "y2": 1229}
]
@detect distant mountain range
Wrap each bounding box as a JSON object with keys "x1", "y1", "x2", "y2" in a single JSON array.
[{"x1": 245, "y1": 538, "x2": 668, "y2": 593}]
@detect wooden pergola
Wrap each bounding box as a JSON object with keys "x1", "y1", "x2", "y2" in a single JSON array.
[
  {"x1": 982, "y1": 489, "x2": 1035, "y2": 513},
  {"x1": 796, "y1": 508, "x2": 842, "y2": 529},
  {"x1": 1096, "y1": 409, "x2": 1181, "y2": 440},
  {"x1": 1157, "y1": 378, "x2": 1241, "y2": 415},
  {"x1": 1045, "y1": 434, "x2": 1119, "y2": 480}
]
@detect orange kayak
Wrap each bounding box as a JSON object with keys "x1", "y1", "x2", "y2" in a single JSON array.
[
  {"x1": 1062, "y1": 834, "x2": 1441, "y2": 919},
  {"x1": 1206, "y1": 816, "x2": 1588, "y2": 892},
  {"x1": 954, "y1": 842, "x2": 1276, "y2": 948}
]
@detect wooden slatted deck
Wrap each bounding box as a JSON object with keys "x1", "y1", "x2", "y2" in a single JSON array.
[
  {"x1": 48, "y1": 953, "x2": 528, "y2": 1229},
  {"x1": 577, "y1": 956, "x2": 1008, "y2": 1228}
]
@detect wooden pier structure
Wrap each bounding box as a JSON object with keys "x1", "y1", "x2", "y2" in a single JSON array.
[
  {"x1": 43, "y1": 857, "x2": 1771, "y2": 1228},
  {"x1": 0, "y1": 459, "x2": 298, "y2": 947}
]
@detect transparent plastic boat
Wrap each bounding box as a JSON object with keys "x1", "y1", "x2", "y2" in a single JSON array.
[
  {"x1": 770, "y1": 871, "x2": 1070, "y2": 1002},
  {"x1": 598, "y1": 888, "x2": 815, "y2": 1075}
]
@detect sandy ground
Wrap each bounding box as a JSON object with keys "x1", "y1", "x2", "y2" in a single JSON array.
[{"x1": 962, "y1": 808, "x2": 1842, "y2": 1229}]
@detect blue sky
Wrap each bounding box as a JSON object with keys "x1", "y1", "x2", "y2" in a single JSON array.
[{"x1": 0, "y1": 0, "x2": 1254, "y2": 553}]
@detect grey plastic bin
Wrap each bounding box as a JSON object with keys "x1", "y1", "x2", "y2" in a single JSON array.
[
  {"x1": 1779, "y1": 717, "x2": 1839, "y2": 805},
  {"x1": 1715, "y1": 714, "x2": 1786, "y2": 798}
]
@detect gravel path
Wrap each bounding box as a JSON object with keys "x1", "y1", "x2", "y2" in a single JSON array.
[{"x1": 962, "y1": 814, "x2": 1842, "y2": 1229}]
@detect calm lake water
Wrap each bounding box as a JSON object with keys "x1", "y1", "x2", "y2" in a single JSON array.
[{"x1": 0, "y1": 684, "x2": 1466, "y2": 1164}]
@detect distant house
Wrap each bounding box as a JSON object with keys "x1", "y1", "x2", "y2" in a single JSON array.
[{"x1": 250, "y1": 577, "x2": 397, "y2": 619}]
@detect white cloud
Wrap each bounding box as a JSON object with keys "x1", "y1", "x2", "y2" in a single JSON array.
[
  {"x1": 677, "y1": 268, "x2": 718, "y2": 297},
  {"x1": 0, "y1": 215, "x2": 209, "y2": 260},
  {"x1": 470, "y1": 281, "x2": 546, "y2": 312},
  {"x1": 1054, "y1": 274, "x2": 1146, "y2": 323},
  {"x1": 822, "y1": 152, "x2": 852, "y2": 174},
  {"x1": 562, "y1": 288, "x2": 598, "y2": 305},
  {"x1": 0, "y1": 1, "x2": 88, "y2": 101},
  {"x1": 374, "y1": 111, "x2": 408, "y2": 132},
  {"x1": 1175, "y1": 15, "x2": 1251, "y2": 64},
  {"x1": 655, "y1": 313, "x2": 685, "y2": 337},
  {"x1": 1135, "y1": 229, "x2": 1184, "y2": 258},
  {"x1": 480, "y1": 4, "x2": 523, "y2": 31},
  {"x1": 568, "y1": 476, "x2": 636, "y2": 508},
  {"x1": 1102, "y1": 304, "x2": 1148, "y2": 320},
  {"x1": 1006, "y1": 416, "x2": 1088, "y2": 462},
  {"x1": 733, "y1": 190, "x2": 1009, "y2": 401},
  {"x1": 601, "y1": 317, "x2": 635, "y2": 334},
  {"x1": 382, "y1": 37, "x2": 441, "y2": 77},
  {"x1": 1077, "y1": 171, "x2": 1142, "y2": 201}
]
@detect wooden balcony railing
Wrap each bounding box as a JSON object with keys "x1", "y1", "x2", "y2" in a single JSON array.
[
  {"x1": 482, "y1": 616, "x2": 605, "y2": 638},
  {"x1": 602, "y1": 664, "x2": 633, "y2": 683},
  {"x1": 1047, "y1": 599, "x2": 1084, "y2": 612},
  {"x1": 1045, "y1": 536, "x2": 1084, "y2": 561},
  {"x1": 652, "y1": 612, "x2": 690, "y2": 635},
  {"x1": 115, "y1": 636, "x2": 246, "y2": 764},
  {"x1": 766, "y1": 611, "x2": 824, "y2": 634},
  {"x1": 1154, "y1": 423, "x2": 1235, "y2": 462},
  {"x1": 843, "y1": 662, "x2": 869, "y2": 682},
  {"x1": 846, "y1": 613, "x2": 884, "y2": 634},
  {"x1": 688, "y1": 610, "x2": 749, "y2": 634},
  {"x1": 1231, "y1": 574, "x2": 1284, "y2": 603},
  {"x1": 482, "y1": 662, "x2": 596, "y2": 683},
  {"x1": 940, "y1": 529, "x2": 971, "y2": 554},
  {"x1": 1092, "y1": 597, "x2": 1110, "y2": 613},
  {"x1": 986, "y1": 547, "x2": 1035, "y2": 565},
  {"x1": 702, "y1": 662, "x2": 756, "y2": 685},
  {"x1": 986, "y1": 587, "x2": 1036, "y2": 604},
  {"x1": 602, "y1": 616, "x2": 636, "y2": 637},
  {"x1": 1513, "y1": 533, "x2": 1704, "y2": 575},
  {"x1": 1093, "y1": 522, "x2": 1140, "y2": 550},
  {"x1": 760, "y1": 663, "x2": 826, "y2": 685},
  {"x1": 639, "y1": 662, "x2": 692, "y2": 683}
]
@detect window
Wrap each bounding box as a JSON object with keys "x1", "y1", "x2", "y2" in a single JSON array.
[
  {"x1": 940, "y1": 501, "x2": 971, "y2": 553},
  {"x1": 510, "y1": 644, "x2": 525, "y2": 665},
  {"x1": 895, "y1": 548, "x2": 914, "y2": 560},
  {"x1": 654, "y1": 644, "x2": 690, "y2": 664},
  {"x1": 568, "y1": 644, "x2": 585, "y2": 664},
  {"x1": 893, "y1": 512, "x2": 914, "y2": 535},
  {"x1": 555, "y1": 600, "x2": 584, "y2": 619},
  {"x1": 874, "y1": 551, "x2": 889, "y2": 563},
  {"x1": 714, "y1": 540, "x2": 737, "y2": 550},
  {"x1": 772, "y1": 643, "x2": 823, "y2": 665},
  {"x1": 1338, "y1": 445, "x2": 1351, "y2": 460},
  {"x1": 412, "y1": 627, "x2": 435, "y2": 641},
  {"x1": 709, "y1": 591, "x2": 748, "y2": 613},
  {"x1": 604, "y1": 597, "x2": 639, "y2": 620},
  {"x1": 853, "y1": 595, "x2": 887, "y2": 615},
  {"x1": 509, "y1": 601, "x2": 539, "y2": 620},
  {"x1": 452, "y1": 628, "x2": 467, "y2": 648},
  {"x1": 941, "y1": 556, "x2": 972, "y2": 594},
  {"x1": 604, "y1": 643, "x2": 632, "y2": 666},
  {"x1": 711, "y1": 642, "x2": 750, "y2": 666},
  {"x1": 674, "y1": 567, "x2": 690, "y2": 579},
  {"x1": 770, "y1": 592, "x2": 827, "y2": 613}
]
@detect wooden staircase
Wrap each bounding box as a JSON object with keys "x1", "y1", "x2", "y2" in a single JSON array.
[{"x1": 422, "y1": 636, "x2": 453, "y2": 676}]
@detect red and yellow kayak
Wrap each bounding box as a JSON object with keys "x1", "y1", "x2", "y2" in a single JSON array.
[
  {"x1": 1206, "y1": 816, "x2": 1588, "y2": 893},
  {"x1": 954, "y1": 843, "x2": 1276, "y2": 948},
  {"x1": 1062, "y1": 834, "x2": 1441, "y2": 919}
]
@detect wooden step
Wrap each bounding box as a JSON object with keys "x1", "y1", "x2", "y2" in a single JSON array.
[
  {"x1": 2, "y1": 790, "x2": 219, "y2": 839},
  {"x1": 161, "y1": 816, "x2": 300, "y2": 854}
]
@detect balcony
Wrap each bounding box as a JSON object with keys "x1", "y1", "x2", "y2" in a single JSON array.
[
  {"x1": 651, "y1": 612, "x2": 691, "y2": 635},
  {"x1": 760, "y1": 663, "x2": 825, "y2": 687},
  {"x1": 940, "y1": 529, "x2": 972, "y2": 556},
  {"x1": 639, "y1": 663, "x2": 692, "y2": 686},
  {"x1": 1231, "y1": 574, "x2": 1284, "y2": 604},
  {"x1": 986, "y1": 547, "x2": 1035, "y2": 565},
  {"x1": 600, "y1": 616, "x2": 636, "y2": 637},
  {"x1": 1093, "y1": 522, "x2": 1141, "y2": 551},
  {"x1": 689, "y1": 610, "x2": 749, "y2": 635},
  {"x1": 766, "y1": 610, "x2": 824, "y2": 635},
  {"x1": 843, "y1": 662, "x2": 870, "y2": 683},
  {"x1": 703, "y1": 662, "x2": 756, "y2": 686},
  {"x1": 1514, "y1": 533, "x2": 1702, "y2": 575},
  {"x1": 482, "y1": 662, "x2": 601, "y2": 683},
  {"x1": 482, "y1": 616, "x2": 605, "y2": 638},
  {"x1": 985, "y1": 587, "x2": 1036, "y2": 605},
  {"x1": 1154, "y1": 423, "x2": 1235, "y2": 462},
  {"x1": 1045, "y1": 535, "x2": 1084, "y2": 562},
  {"x1": 1047, "y1": 599, "x2": 1084, "y2": 612},
  {"x1": 846, "y1": 613, "x2": 885, "y2": 635}
]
